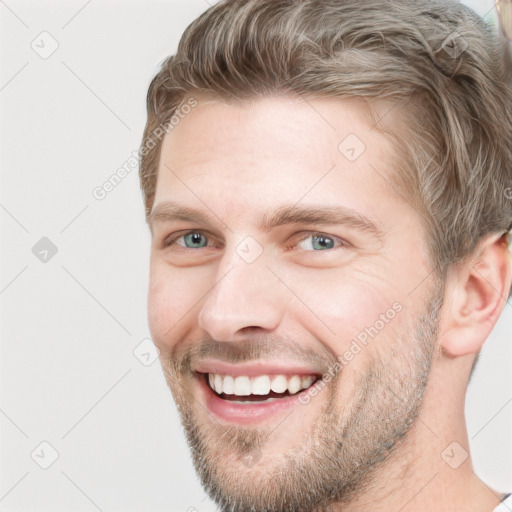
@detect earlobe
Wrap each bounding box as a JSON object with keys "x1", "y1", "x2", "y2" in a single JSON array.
[{"x1": 440, "y1": 233, "x2": 512, "y2": 358}]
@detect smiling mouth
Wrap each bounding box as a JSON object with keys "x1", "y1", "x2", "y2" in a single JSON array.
[{"x1": 199, "y1": 372, "x2": 320, "y2": 403}]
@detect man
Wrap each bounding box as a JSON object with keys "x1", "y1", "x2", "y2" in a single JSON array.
[{"x1": 138, "y1": 0, "x2": 512, "y2": 510}]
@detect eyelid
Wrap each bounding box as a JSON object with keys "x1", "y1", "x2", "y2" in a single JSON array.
[
  {"x1": 163, "y1": 229, "x2": 349, "y2": 251},
  {"x1": 290, "y1": 231, "x2": 348, "y2": 251},
  {"x1": 163, "y1": 229, "x2": 215, "y2": 247}
]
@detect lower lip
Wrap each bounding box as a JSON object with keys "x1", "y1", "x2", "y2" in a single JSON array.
[{"x1": 196, "y1": 373, "x2": 311, "y2": 425}]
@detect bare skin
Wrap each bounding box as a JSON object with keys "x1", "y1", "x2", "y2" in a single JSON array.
[{"x1": 147, "y1": 94, "x2": 511, "y2": 511}]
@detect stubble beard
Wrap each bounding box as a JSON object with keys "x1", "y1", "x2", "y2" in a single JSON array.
[{"x1": 163, "y1": 286, "x2": 444, "y2": 512}]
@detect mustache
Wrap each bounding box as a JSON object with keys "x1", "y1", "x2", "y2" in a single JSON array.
[{"x1": 167, "y1": 335, "x2": 339, "y2": 376}]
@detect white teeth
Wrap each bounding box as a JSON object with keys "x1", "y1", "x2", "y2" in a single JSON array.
[
  {"x1": 251, "y1": 375, "x2": 270, "y2": 395},
  {"x1": 206, "y1": 373, "x2": 317, "y2": 396},
  {"x1": 301, "y1": 375, "x2": 315, "y2": 389},
  {"x1": 223, "y1": 375, "x2": 234, "y2": 394},
  {"x1": 288, "y1": 375, "x2": 302, "y2": 394},
  {"x1": 233, "y1": 376, "x2": 251, "y2": 396},
  {"x1": 214, "y1": 374, "x2": 223, "y2": 394},
  {"x1": 270, "y1": 375, "x2": 288, "y2": 393}
]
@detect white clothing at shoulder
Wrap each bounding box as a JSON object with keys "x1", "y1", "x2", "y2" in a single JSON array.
[{"x1": 494, "y1": 493, "x2": 512, "y2": 512}]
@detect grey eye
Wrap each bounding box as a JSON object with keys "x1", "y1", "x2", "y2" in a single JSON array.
[
  {"x1": 181, "y1": 232, "x2": 208, "y2": 248},
  {"x1": 297, "y1": 234, "x2": 338, "y2": 251}
]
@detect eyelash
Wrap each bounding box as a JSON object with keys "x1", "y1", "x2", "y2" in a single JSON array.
[{"x1": 163, "y1": 230, "x2": 348, "y2": 252}]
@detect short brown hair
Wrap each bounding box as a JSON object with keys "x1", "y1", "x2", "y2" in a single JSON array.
[{"x1": 139, "y1": 0, "x2": 512, "y2": 294}]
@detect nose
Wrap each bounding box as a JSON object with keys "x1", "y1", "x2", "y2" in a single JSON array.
[{"x1": 197, "y1": 246, "x2": 288, "y2": 342}]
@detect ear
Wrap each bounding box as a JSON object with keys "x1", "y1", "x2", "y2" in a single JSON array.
[{"x1": 440, "y1": 232, "x2": 512, "y2": 357}]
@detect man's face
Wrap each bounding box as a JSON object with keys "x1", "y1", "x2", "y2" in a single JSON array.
[{"x1": 147, "y1": 95, "x2": 444, "y2": 511}]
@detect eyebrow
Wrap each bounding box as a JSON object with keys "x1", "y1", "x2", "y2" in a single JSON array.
[{"x1": 148, "y1": 201, "x2": 385, "y2": 240}]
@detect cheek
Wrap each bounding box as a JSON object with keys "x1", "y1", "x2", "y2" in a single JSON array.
[
  {"x1": 147, "y1": 279, "x2": 174, "y2": 351},
  {"x1": 147, "y1": 264, "x2": 198, "y2": 350},
  {"x1": 287, "y1": 268, "x2": 403, "y2": 352}
]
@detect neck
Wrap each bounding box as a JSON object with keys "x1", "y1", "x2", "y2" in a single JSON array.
[{"x1": 324, "y1": 356, "x2": 504, "y2": 512}]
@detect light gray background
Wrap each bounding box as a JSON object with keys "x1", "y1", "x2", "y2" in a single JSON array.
[{"x1": 0, "y1": 1, "x2": 510, "y2": 511}]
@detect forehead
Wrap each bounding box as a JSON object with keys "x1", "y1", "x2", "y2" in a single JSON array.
[
  {"x1": 153, "y1": 94, "x2": 407, "y2": 232},
  {"x1": 160, "y1": 94, "x2": 384, "y2": 174}
]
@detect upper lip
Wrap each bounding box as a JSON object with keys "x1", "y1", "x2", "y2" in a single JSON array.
[{"x1": 194, "y1": 359, "x2": 324, "y2": 377}]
